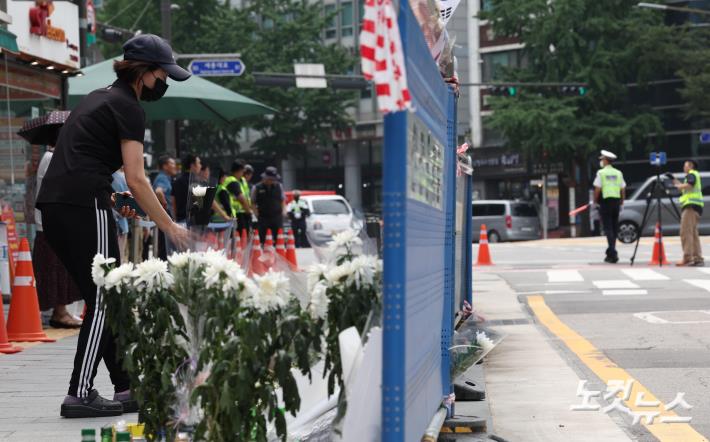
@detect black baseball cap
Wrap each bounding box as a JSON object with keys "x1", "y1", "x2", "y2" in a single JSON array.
[{"x1": 122, "y1": 34, "x2": 191, "y2": 82}]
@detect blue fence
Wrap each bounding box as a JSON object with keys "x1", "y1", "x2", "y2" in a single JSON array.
[{"x1": 381, "y1": 1, "x2": 458, "y2": 440}]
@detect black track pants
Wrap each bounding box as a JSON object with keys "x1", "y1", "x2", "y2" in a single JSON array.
[{"x1": 41, "y1": 201, "x2": 130, "y2": 398}]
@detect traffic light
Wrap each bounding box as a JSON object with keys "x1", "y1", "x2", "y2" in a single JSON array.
[
  {"x1": 488, "y1": 85, "x2": 517, "y2": 96},
  {"x1": 560, "y1": 85, "x2": 588, "y2": 96}
]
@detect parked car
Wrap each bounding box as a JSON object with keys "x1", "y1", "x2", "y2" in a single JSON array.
[
  {"x1": 618, "y1": 172, "x2": 710, "y2": 243},
  {"x1": 472, "y1": 200, "x2": 542, "y2": 243},
  {"x1": 299, "y1": 195, "x2": 364, "y2": 245}
]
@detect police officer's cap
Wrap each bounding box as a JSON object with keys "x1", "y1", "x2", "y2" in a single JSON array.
[{"x1": 599, "y1": 150, "x2": 617, "y2": 161}]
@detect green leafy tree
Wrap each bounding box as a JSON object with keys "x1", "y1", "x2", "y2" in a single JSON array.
[{"x1": 480, "y1": 0, "x2": 690, "y2": 166}]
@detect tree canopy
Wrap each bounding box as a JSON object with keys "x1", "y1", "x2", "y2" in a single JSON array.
[{"x1": 480, "y1": 0, "x2": 697, "y2": 163}]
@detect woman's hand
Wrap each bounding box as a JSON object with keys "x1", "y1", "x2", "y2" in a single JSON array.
[
  {"x1": 166, "y1": 222, "x2": 191, "y2": 251},
  {"x1": 111, "y1": 192, "x2": 140, "y2": 219}
]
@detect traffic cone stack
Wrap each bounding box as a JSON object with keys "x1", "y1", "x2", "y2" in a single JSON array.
[
  {"x1": 241, "y1": 229, "x2": 248, "y2": 251},
  {"x1": 6, "y1": 238, "x2": 54, "y2": 342},
  {"x1": 475, "y1": 224, "x2": 493, "y2": 266},
  {"x1": 0, "y1": 289, "x2": 21, "y2": 354},
  {"x1": 233, "y1": 232, "x2": 243, "y2": 264},
  {"x1": 649, "y1": 222, "x2": 668, "y2": 266},
  {"x1": 276, "y1": 229, "x2": 287, "y2": 258},
  {"x1": 285, "y1": 229, "x2": 299, "y2": 271}
]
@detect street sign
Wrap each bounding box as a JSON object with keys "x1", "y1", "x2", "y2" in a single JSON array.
[
  {"x1": 294, "y1": 63, "x2": 327, "y2": 88},
  {"x1": 700, "y1": 131, "x2": 710, "y2": 144},
  {"x1": 188, "y1": 59, "x2": 244, "y2": 77},
  {"x1": 650, "y1": 151, "x2": 667, "y2": 166}
]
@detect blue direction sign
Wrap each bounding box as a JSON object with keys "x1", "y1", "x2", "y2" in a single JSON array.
[
  {"x1": 188, "y1": 59, "x2": 245, "y2": 77},
  {"x1": 650, "y1": 151, "x2": 667, "y2": 167},
  {"x1": 700, "y1": 131, "x2": 710, "y2": 145}
]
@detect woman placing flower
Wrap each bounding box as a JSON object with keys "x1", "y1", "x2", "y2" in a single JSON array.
[{"x1": 36, "y1": 34, "x2": 191, "y2": 418}]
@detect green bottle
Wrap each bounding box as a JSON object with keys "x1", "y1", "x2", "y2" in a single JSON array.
[
  {"x1": 100, "y1": 426, "x2": 113, "y2": 442},
  {"x1": 81, "y1": 429, "x2": 96, "y2": 442},
  {"x1": 115, "y1": 431, "x2": 131, "y2": 442}
]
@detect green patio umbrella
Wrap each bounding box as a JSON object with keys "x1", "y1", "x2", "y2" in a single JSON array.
[{"x1": 68, "y1": 57, "x2": 274, "y2": 122}]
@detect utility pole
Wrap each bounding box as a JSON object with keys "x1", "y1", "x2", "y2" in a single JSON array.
[
  {"x1": 78, "y1": 0, "x2": 88, "y2": 67},
  {"x1": 161, "y1": 0, "x2": 177, "y2": 157}
]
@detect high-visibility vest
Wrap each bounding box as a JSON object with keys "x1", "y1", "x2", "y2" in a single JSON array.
[
  {"x1": 680, "y1": 169, "x2": 704, "y2": 208},
  {"x1": 212, "y1": 183, "x2": 232, "y2": 220},
  {"x1": 223, "y1": 175, "x2": 245, "y2": 214},
  {"x1": 240, "y1": 177, "x2": 251, "y2": 206},
  {"x1": 598, "y1": 165, "x2": 623, "y2": 199}
]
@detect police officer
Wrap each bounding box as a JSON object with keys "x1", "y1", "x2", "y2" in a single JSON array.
[
  {"x1": 674, "y1": 160, "x2": 704, "y2": 266},
  {"x1": 287, "y1": 190, "x2": 310, "y2": 247},
  {"x1": 252, "y1": 166, "x2": 285, "y2": 244},
  {"x1": 593, "y1": 150, "x2": 626, "y2": 263},
  {"x1": 223, "y1": 160, "x2": 253, "y2": 233}
]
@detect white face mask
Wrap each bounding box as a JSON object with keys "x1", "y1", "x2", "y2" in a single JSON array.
[{"x1": 599, "y1": 160, "x2": 605, "y2": 168}]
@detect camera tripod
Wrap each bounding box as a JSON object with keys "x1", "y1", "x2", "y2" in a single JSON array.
[{"x1": 629, "y1": 171, "x2": 681, "y2": 266}]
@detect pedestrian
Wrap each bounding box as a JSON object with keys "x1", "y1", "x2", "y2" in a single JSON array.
[
  {"x1": 212, "y1": 169, "x2": 233, "y2": 223},
  {"x1": 224, "y1": 160, "x2": 253, "y2": 233},
  {"x1": 36, "y1": 34, "x2": 191, "y2": 418},
  {"x1": 674, "y1": 160, "x2": 705, "y2": 266},
  {"x1": 199, "y1": 163, "x2": 212, "y2": 185},
  {"x1": 152, "y1": 155, "x2": 177, "y2": 259},
  {"x1": 251, "y1": 166, "x2": 285, "y2": 245},
  {"x1": 33, "y1": 147, "x2": 82, "y2": 329},
  {"x1": 111, "y1": 168, "x2": 130, "y2": 262},
  {"x1": 172, "y1": 153, "x2": 202, "y2": 225},
  {"x1": 593, "y1": 149, "x2": 626, "y2": 263},
  {"x1": 287, "y1": 190, "x2": 310, "y2": 247},
  {"x1": 244, "y1": 164, "x2": 255, "y2": 193}
]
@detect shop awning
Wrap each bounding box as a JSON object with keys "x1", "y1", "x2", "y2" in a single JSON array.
[
  {"x1": 68, "y1": 56, "x2": 274, "y2": 122},
  {"x1": 0, "y1": 29, "x2": 19, "y2": 53}
]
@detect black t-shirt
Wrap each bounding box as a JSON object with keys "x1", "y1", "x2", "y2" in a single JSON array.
[
  {"x1": 226, "y1": 181, "x2": 242, "y2": 198},
  {"x1": 37, "y1": 79, "x2": 144, "y2": 210}
]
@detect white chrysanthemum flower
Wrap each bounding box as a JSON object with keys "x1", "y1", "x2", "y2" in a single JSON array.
[
  {"x1": 167, "y1": 251, "x2": 192, "y2": 269},
  {"x1": 476, "y1": 330, "x2": 495, "y2": 353},
  {"x1": 306, "y1": 263, "x2": 330, "y2": 290},
  {"x1": 104, "y1": 263, "x2": 135, "y2": 292},
  {"x1": 325, "y1": 261, "x2": 353, "y2": 285},
  {"x1": 194, "y1": 249, "x2": 225, "y2": 267},
  {"x1": 249, "y1": 270, "x2": 291, "y2": 313},
  {"x1": 192, "y1": 185, "x2": 207, "y2": 197},
  {"x1": 346, "y1": 255, "x2": 379, "y2": 289},
  {"x1": 239, "y1": 278, "x2": 260, "y2": 310},
  {"x1": 327, "y1": 229, "x2": 363, "y2": 254},
  {"x1": 91, "y1": 254, "x2": 116, "y2": 286},
  {"x1": 308, "y1": 281, "x2": 330, "y2": 320},
  {"x1": 132, "y1": 258, "x2": 174, "y2": 292},
  {"x1": 202, "y1": 256, "x2": 246, "y2": 294}
]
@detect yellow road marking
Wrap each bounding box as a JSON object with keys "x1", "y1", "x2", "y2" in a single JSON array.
[
  {"x1": 0, "y1": 328, "x2": 79, "y2": 354},
  {"x1": 527, "y1": 295, "x2": 708, "y2": 442}
]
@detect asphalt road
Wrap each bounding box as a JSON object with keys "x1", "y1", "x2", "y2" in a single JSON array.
[{"x1": 476, "y1": 236, "x2": 710, "y2": 441}]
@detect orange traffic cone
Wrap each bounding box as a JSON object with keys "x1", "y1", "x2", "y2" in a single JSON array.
[
  {"x1": 276, "y1": 229, "x2": 287, "y2": 258},
  {"x1": 650, "y1": 222, "x2": 668, "y2": 266},
  {"x1": 249, "y1": 234, "x2": 265, "y2": 276},
  {"x1": 475, "y1": 224, "x2": 493, "y2": 266},
  {"x1": 0, "y1": 290, "x2": 22, "y2": 354},
  {"x1": 285, "y1": 229, "x2": 299, "y2": 271},
  {"x1": 233, "y1": 232, "x2": 243, "y2": 264},
  {"x1": 6, "y1": 238, "x2": 54, "y2": 342},
  {"x1": 241, "y1": 229, "x2": 248, "y2": 251}
]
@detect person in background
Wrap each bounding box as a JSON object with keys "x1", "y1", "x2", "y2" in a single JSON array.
[
  {"x1": 33, "y1": 147, "x2": 82, "y2": 329},
  {"x1": 152, "y1": 155, "x2": 177, "y2": 259},
  {"x1": 111, "y1": 168, "x2": 130, "y2": 262},
  {"x1": 674, "y1": 160, "x2": 705, "y2": 266},
  {"x1": 251, "y1": 166, "x2": 285, "y2": 244},
  {"x1": 287, "y1": 190, "x2": 310, "y2": 247},
  {"x1": 199, "y1": 163, "x2": 211, "y2": 185},
  {"x1": 172, "y1": 153, "x2": 202, "y2": 224},
  {"x1": 212, "y1": 169, "x2": 233, "y2": 223},
  {"x1": 224, "y1": 160, "x2": 253, "y2": 233},
  {"x1": 244, "y1": 164, "x2": 254, "y2": 192},
  {"x1": 593, "y1": 149, "x2": 626, "y2": 263}
]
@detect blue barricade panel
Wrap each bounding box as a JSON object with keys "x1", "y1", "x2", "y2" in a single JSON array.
[{"x1": 382, "y1": 1, "x2": 457, "y2": 440}]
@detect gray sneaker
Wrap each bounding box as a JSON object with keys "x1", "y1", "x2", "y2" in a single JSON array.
[{"x1": 60, "y1": 390, "x2": 123, "y2": 418}]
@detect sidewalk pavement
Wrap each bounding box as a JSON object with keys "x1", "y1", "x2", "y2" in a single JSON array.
[{"x1": 475, "y1": 272, "x2": 636, "y2": 442}]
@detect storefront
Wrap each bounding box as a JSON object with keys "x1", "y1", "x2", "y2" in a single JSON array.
[{"x1": 2, "y1": 0, "x2": 81, "y2": 238}]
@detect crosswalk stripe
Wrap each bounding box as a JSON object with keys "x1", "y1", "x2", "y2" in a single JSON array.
[
  {"x1": 602, "y1": 289, "x2": 647, "y2": 296},
  {"x1": 547, "y1": 270, "x2": 584, "y2": 283},
  {"x1": 683, "y1": 279, "x2": 710, "y2": 292},
  {"x1": 593, "y1": 280, "x2": 640, "y2": 289},
  {"x1": 696, "y1": 268, "x2": 710, "y2": 275},
  {"x1": 621, "y1": 268, "x2": 669, "y2": 281}
]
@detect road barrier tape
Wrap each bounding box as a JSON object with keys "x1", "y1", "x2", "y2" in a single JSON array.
[{"x1": 14, "y1": 276, "x2": 34, "y2": 287}]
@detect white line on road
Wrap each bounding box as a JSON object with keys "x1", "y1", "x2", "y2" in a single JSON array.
[
  {"x1": 683, "y1": 279, "x2": 710, "y2": 292},
  {"x1": 621, "y1": 268, "x2": 669, "y2": 281},
  {"x1": 547, "y1": 270, "x2": 584, "y2": 283},
  {"x1": 515, "y1": 290, "x2": 591, "y2": 295},
  {"x1": 634, "y1": 310, "x2": 710, "y2": 324},
  {"x1": 602, "y1": 289, "x2": 647, "y2": 296},
  {"x1": 696, "y1": 268, "x2": 710, "y2": 275},
  {"x1": 593, "y1": 280, "x2": 640, "y2": 289}
]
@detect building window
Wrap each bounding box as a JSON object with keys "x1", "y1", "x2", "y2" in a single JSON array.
[
  {"x1": 481, "y1": 50, "x2": 525, "y2": 82},
  {"x1": 341, "y1": 1, "x2": 354, "y2": 37},
  {"x1": 481, "y1": 0, "x2": 494, "y2": 12},
  {"x1": 325, "y1": 4, "x2": 337, "y2": 39}
]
